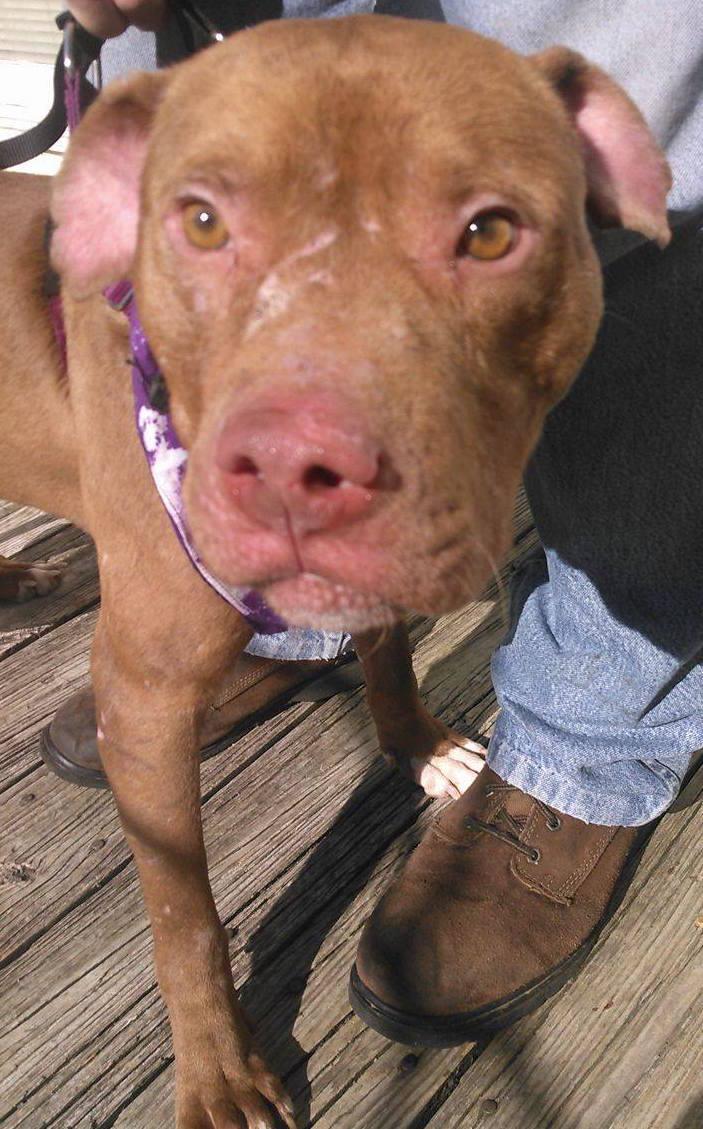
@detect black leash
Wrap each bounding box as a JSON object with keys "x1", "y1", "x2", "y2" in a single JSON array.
[
  {"x1": 0, "y1": 2, "x2": 222, "y2": 172},
  {"x1": 0, "y1": 13, "x2": 103, "y2": 170}
]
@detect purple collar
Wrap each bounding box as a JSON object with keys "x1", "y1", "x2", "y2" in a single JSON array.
[{"x1": 102, "y1": 282, "x2": 287, "y2": 635}]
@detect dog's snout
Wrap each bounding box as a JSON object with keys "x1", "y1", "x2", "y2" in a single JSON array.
[{"x1": 216, "y1": 398, "x2": 383, "y2": 534}]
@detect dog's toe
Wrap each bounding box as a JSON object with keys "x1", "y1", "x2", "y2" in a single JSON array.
[
  {"x1": 412, "y1": 735, "x2": 487, "y2": 800},
  {"x1": 178, "y1": 1052, "x2": 296, "y2": 1129},
  {"x1": 16, "y1": 564, "x2": 63, "y2": 600}
]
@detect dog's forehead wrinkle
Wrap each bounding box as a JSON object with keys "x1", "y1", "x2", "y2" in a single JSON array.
[{"x1": 162, "y1": 25, "x2": 551, "y2": 184}]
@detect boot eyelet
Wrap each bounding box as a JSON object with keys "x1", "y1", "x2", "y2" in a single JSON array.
[
  {"x1": 528, "y1": 847, "x2": 541, "y2": 864},
  {"x1": 546, "y1": 816, "x2": 561, "y2": 832}
]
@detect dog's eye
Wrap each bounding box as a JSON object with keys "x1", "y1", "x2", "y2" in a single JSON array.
[
  {"x1": 181, "y1": 201, "x2": 229, "y2": 250},
  {"x1": 458, "y1": 210, "x2": 517, "y2": 261}
]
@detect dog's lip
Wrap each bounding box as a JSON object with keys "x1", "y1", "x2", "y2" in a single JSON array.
[
  {"x1": 259, "y1": 571, "x2": 399, "y2": 629},
  {"x1": 193, "y1": 513, "x2": 479, "y2": 620}
]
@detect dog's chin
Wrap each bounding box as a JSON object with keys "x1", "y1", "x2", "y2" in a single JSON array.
[{"x1": 260, "y1": 573, "x2": 400, "y2": 633}]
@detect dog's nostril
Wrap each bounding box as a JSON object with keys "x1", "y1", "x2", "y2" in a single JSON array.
[
  {"x1": 233, "y1": 456, "x2": 260, "y2": 477},
  {"x1": 303, "y1": 465, "x2": 343, "y2": 491}
]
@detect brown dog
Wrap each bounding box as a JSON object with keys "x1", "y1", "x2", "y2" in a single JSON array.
[{"x1": 0, "y1": 16, "x2": 669, "y2": 1128}]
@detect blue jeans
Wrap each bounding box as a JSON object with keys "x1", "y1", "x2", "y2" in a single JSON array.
[
  {"x1": 103, "y1": 3, "x2": 703, "y2": 823},
  {"x1": 491, "y1": 218, "x2": 703, "y2": 825}
]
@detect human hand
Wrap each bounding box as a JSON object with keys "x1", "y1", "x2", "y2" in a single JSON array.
[{"x1": 69, "y1": 0, "x2": 167, "y2": 38}]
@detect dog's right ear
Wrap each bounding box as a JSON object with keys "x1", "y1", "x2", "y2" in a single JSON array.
[
  {"x1": 530, "y1": 48, "x2": 671, "y2": 247},
  {"x1": 51, "y1": 71, "x2": 169, "y2": 297}
]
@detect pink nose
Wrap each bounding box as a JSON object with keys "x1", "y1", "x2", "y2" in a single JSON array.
[{"x1": 216, "y1": 396, "x2": 383, "y2": 534}]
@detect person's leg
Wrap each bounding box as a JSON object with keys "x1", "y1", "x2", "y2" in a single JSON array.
[
  {"x1": 349, "y1": 215, "x2": 703, "y2": 1049},
  {"x1": 490, "y1": 217, "x2": 703, "y2": 826}
]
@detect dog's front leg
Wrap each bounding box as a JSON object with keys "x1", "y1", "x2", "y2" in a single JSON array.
[
  {"x1": 92, "y1": 617, "x2": 295, "y2": 1129},
  {"x1": 354, "y1": 622, "x2": 487, "y2": 801}
]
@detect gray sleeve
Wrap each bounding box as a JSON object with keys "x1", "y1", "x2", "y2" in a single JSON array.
[{"x1": 443, "y1": 0, "x2": 703, "y2": 223}]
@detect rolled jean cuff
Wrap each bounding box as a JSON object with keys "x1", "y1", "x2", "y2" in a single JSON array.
[
  {"x1": 245, "y1": 628, "x2": 351, "y2": 661},
  {"x1": 487, "y1": 716, "x2": 682, "y2": 828}
]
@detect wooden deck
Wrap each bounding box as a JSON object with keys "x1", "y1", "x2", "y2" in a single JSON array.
[{"x1": 1, "y1": 494, "x2": 702, "y2": 1129}]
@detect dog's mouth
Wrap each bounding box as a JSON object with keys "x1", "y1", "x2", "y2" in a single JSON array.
[
  {"x1": 189, "y1": 474, "x2": 497, "y2": 631},
  {"x1": 186, "y1": 440, "x2": 504, "y2": 631},
  {"x1": 258, "y1": 572, "x2": 399, "y2": 632}
]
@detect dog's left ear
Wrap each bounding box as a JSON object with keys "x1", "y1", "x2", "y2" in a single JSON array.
[
  {"x1": 531, "y1": 47, "x2": 671, "y2": 247},
  {"x1": 51, "y1": 70, "x2": 169, "y2": 297}
]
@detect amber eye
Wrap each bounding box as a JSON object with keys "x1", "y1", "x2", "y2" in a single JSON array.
[
  {"x1": 458, "y1": 210, "x2": 517, "y2": 261},
  {"x1": 181, "y1": 200, "x2": 229, "y2": 250}
]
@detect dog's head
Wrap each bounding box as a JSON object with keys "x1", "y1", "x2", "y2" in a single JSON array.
[{"x1": 51, "y1": 16, "x2": 670, "y2": 630}]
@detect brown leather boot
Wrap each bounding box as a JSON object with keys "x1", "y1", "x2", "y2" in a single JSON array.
[
  {"x1": 40, "y1": 651, "x2": 361, "y2": 789},
  {"x1": 350, "y1": 765, "x2": 666, "y2": 1046}
]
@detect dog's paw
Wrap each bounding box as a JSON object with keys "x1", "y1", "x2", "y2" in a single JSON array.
[
  {"x1": 411, "y1": 732, "x2": 487, "y2": 801},
  {"x1": 15, "y1": 563, "x2": 63, "y2": 601},
  {"x1": 0, "y1": 559, "x2": 63, "y2": 602},
  {"x1": 178, "y1": 1051, "x2": 296, "y2": 1129},
  {"x1": 381, "y1": 708, "x2": 487, "y2": 801}
]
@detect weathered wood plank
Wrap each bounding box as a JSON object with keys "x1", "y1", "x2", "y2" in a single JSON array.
[
  {"x1": 0, "y1": 600, "x2": 510, "y2": 1126},
  {"x1": 605, "y1": 991, "x2": 703, "y2": 1129},
  {"x1": 0, "y1": 607, "x2": 97, "y2": 791},
  {"x1": 0, "y1": 695, "x2": 322, "y2": 961},
  {"x1": 1, "y1": 492, "x2": 536, "y2": 1125},
  {"x1": 0, "y1": 500, "x2": 67, "y2": 556},
  {"x1": 416, "y1": 803, "x2": 703, "y2": 1129}
]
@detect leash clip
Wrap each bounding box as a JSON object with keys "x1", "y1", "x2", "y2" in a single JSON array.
[
  {"x1": 177, "y1": 0, "x2": 224, "y2": 43},
  {"x1": 56, "y1": 10, "x2": 103, "y2": 84},
  {"x1": 62, "y1": 14, "x2": 78, "y2": 78}
]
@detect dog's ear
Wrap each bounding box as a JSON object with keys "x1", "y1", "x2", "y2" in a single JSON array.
[
  {"x1": 51, "y1": 71, "x2": 169, "y2": 296},
  {"x1": 531, "y1": 47, "x2": 671, "y2": 247}
]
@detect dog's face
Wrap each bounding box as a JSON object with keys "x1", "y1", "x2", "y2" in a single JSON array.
[{"x1": 52, "y1": 17, "x2": 670, "y2": 630}]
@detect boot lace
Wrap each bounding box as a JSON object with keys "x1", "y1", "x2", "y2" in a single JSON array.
[{"x1": 465, "y1": 782, "x2": 561, "y2": 864}]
